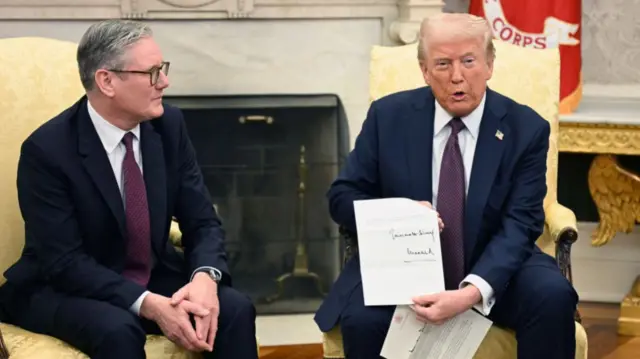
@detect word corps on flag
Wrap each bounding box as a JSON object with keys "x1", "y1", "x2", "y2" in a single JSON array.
[{"x1": 469, "y1": 0, "x2": 582, "y2": 114}]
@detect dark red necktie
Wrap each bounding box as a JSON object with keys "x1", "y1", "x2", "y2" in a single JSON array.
[
  {"x1": 437, "y1": 118, "x2": 466, "y2": 290},
  {"x1": 121, "y1": 132, "x2": 151, "y2": 287}
]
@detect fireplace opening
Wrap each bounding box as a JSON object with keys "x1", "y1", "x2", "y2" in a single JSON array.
[{"x1": 165, "y1": 94, "x2": 349, "y2": 315}]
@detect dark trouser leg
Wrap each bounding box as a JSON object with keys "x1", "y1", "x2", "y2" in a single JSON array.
[
  {"x1": 489, "y1": 253, "x2": 578, "y2": 359},
  {"x1": 339, "y1": 283, "x2": 395, "y2": 359},
  {"x1": 145, "y1": 265, "x2": 258, "y2": 359},
  {"x1": 0, "y1": 283, "x2": 146, "y2": 359},
  {"x1": 208, "y1": 285, "x2": 258, "y2": 359},
  {"x1": 52, "y1": 296, "x2": 147, "y2": 359}
]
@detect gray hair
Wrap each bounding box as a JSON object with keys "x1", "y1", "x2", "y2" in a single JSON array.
[
  {"x1": 77, "y1": 19, "x2": 153, "y2": 91},
  {"x1": 417, "y1": 13, "x2": 495, "y2": 65}
]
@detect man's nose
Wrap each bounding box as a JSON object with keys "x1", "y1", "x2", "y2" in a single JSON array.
[
  {"x1": 451, "y1": 63, "x2": 463, "y2": 84},
  {"x1": 157, "y1": 72, "x2": 170, "y2": 89}
]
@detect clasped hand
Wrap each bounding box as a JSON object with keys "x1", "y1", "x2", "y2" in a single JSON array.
[{"x1": 141, "y1": 273, "x2": 219, "y2": 352}]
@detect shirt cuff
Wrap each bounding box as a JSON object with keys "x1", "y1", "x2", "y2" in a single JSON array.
[
  {"x1": 129, "y1": 290, "x2": 150, "y2": 316},
  {"x1": 190, "y1": 266, "x2": 222, "y2": 282},
  {"x1": 460, "y1": 274, "x2": 495, "y2": 316}
]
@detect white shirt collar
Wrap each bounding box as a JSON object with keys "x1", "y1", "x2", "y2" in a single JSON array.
[
  {"x1": 433, "y1": 92, "x2": 486, "y2": 139},
  {"x1": 87, "y1": 100, "x2": 140, "y2": 154}
]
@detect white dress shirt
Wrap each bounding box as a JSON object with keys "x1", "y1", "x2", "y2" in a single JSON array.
[
  {"x1": 431, "y1": 93, "x2": 496, "y2": 315},
  {"x1": 88, "y1": 101, "x2": 221, "y2": 316},
  {"x1": 87, "y1": 101, "x2": 150, "y2": 315}
]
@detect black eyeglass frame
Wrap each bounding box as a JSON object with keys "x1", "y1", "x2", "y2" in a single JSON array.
[{"x1": 107, "y1": 61, "x2": 170, "y2": 86}]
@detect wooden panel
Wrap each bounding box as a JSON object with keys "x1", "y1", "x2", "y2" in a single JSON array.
[
  {"x1": 259, "y1": 343, "x2": 323, "y2": 359},
  {"x1": 579, "y1": 302, "x2": 640, "y2": 359}
]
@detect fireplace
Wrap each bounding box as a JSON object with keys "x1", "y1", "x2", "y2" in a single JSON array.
[{"x1": 165, "y1": 95, "x2": 349, "y2": 314}]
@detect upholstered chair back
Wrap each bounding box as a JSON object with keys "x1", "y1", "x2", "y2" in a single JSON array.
[{"x1": 0, "y1": 37, "x2": 85, "y2": 284}]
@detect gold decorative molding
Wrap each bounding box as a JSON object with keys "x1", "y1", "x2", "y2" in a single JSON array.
[
  {"x1": 619, "y1": 276, "x2": 640, "y2": 336},
  {"x1": 559, "y1": 122, "x2": 640, "y2": 155},
  {"x1": 587, "y1": 154, "x2": 640, "y2": 247}
]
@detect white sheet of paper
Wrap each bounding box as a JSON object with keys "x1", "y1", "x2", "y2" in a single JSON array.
[
  {"x1": 354, "y1": 197, "x2": 445, "y2": 306},
  {"x1": 381, "y1": 306, "x2": 493, "y2": 359}
]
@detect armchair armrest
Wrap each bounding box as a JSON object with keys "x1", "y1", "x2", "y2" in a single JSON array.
[
  {"x1": 544, "y1": 201, "x2": 581, "y2": 324},
  {"x1": 0, "y1": 326, "x2": 9, "y2": 359},
  {"x1": 545, "y1": 202, "x2": 578, "y2": 244},
  {"x1": 339, "y1": 226, "x2": 358, "y2": 264},
  {"x1": 169, "y1": 218, "x2": 183, "y2": 249},
  {"x1": 544, "y1": 202, "x2": 578, "y2": 283}
]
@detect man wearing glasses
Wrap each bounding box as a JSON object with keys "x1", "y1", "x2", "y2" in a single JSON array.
[{"x1": 0, "y1": 20, "x2": 257, "y2": 359}]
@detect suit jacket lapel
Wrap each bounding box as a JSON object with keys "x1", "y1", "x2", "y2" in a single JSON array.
[
  {"x1": 140, "y1": 121, "x2": 167, "y2": 256},
  {"x1": 77, "y1": 98, "x2": 127, "y2": 239},
  {"x1": 465, "y1": 89, "x2": 508, "y2": 264},
  {"x1": 406, "y1": 87, "x2": 435, "y2": 202}
]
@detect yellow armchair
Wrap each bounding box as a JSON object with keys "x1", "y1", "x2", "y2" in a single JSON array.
[
  {"x1": 0, "y1": 37, "x2": 198, "y2": 359},
  {"x1": 321, "y1": 41, "x2": 588, "y2": 358}
]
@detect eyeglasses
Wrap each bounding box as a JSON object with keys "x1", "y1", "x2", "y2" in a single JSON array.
[{"x1": 108, "y1": 61, "x2": 170, "y2": 86}]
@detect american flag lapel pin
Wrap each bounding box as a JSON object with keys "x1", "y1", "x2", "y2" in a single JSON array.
[{"x1": 495, "y1": 130, "x2": 504, "y2": 140}]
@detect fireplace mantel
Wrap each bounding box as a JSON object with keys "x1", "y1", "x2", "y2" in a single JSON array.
[{"x1": 0, "y1": 0, "x2": 444, "y2": 44}]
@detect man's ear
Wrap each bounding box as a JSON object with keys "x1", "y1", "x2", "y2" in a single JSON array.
[
  {"x1": 419, "y1": 61, "x2": 431, "y2": 85},
  {"x1": 485, "y1": 57, "x2": 494, "y2": 81},
  {"x1": 94, "y1": 69, "x2": 116, "y2": 98}
]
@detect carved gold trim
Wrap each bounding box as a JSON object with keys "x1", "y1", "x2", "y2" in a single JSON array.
[
  {"x1": 587, "y1": 154, "x2": 640, "y2": 247},
  {"x1": 559, "y1": 122, "x2": 640, "y2": 155},
  {"x1": 618, "y1": 276, "x2": 640, "y2": 336}
]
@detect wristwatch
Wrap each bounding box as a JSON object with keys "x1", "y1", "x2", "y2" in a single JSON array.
[{"x1": 193, "y1": 267, "x2": 222, "y2": 283}]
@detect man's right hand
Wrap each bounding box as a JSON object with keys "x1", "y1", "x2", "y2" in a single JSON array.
[{"x1": 139, "y1": 293, "x2": 210, "y2": 352}]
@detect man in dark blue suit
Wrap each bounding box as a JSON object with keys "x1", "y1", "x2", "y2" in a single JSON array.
[
  {"x1": 314, "y1": 13, "x2": 578, "y2": 359},
  {"x1": 0, "y1": 20, "x2": 257, "y2": 358}
]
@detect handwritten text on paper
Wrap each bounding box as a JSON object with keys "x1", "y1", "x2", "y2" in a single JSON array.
[{"x1": 354, "y1": 198, "x2": 445, "y2": 306}]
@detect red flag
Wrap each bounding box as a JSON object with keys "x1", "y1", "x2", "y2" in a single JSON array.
[{"x1": 469, "y1": 0, "x2": 582, "y2": 114}]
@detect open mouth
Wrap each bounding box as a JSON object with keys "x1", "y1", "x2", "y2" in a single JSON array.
[{"x1": 452, "y1": 91, "x2": 466, "y2": 100}]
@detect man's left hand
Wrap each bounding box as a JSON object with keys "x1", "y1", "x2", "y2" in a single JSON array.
[
  {"x1": 411, "y1": 285, "x2": 482, "y2": 325},
  {"x1": 171, "y1": 272, "x2": 220, "y2": 352},
  {"x1": 417, "y1": 201, "x2": 444, "y2": 232}
]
